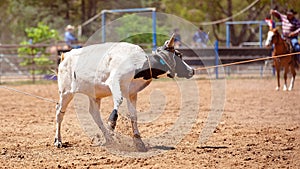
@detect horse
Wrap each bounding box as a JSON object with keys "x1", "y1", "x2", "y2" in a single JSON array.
[{"x1": 265, "y1": 28, "x2": 298, "y2": 91}]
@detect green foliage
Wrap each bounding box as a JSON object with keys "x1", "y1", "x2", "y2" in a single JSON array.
[
  {"x1": 114, "y1": 14, "x2": 169, "y2": 50},
  {"x1": 1, "y1": 0, "x2": 300, "y2": 46},
  {"x1": 18, "y1": 23, "x2": 59, "y2": 75}
]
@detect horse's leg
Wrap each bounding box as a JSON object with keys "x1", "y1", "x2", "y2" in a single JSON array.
[
  {"x1": 263, "y1": 60, "x2": 269, "y2": 76},
  {"x1": 275, "y1": 65, "x2": 280, "y2": 91},
  {"x1": 288, "y1": 65, "x2": 296, "y2": 91},
  {"x1": 54, "y1": 91, "x2": 74, "y2": 148},
  {"x1": 283, "y1": 65, "x2": 289, "y2": 91}
]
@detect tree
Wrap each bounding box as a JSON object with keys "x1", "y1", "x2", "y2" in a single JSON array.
[
  {"x1": 161, "y1": 0, "x2": 300, "y2": 46},
  {"x1": 18, "y1": 23, "x2": 59, "y2": 82},
  {"x1": 1, "y1": 0, "x2": 300, "y2": 46},
  {"x1": 115, "y1": 14, "x2": 169, "y2": 50}
]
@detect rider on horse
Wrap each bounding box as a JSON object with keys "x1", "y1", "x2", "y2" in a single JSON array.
[{"x1": 270, "y1": 9, "x2": 300, "y2": 62}]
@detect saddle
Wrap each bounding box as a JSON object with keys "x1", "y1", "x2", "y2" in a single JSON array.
[
  {"x1": 283, "y1": 38, "x2": 294, "y2": 53},
  {"x1": 283, "y1": 38, "x2": 299, "y2": 68}
]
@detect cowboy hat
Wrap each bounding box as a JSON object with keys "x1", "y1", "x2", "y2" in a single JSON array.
[
  {"x1": 286, "y1": 9, "x2": 297, "y2": 15},
  {"x1": 65, "y1": 25, "x2": 75, "y2": 30}
]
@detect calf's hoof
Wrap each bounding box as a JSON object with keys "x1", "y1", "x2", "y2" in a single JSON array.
[
  {"x1": 107, "y1": 109, "x2": 118, "y2": 131},
  {"x1": 133, "y1": 137, "x2": 147, "y2": 152},
  {"x1": 107, "y1": 120, "x2": 116, "y2": 131},
  {"x1": 54, "y1": 138, "x2": 62, "y2": 148}
]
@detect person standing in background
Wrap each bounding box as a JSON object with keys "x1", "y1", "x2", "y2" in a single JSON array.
[
  {"x1": 173, "y1": 28, "x2": 182, "y2": 48},
  {"x1": 192, "y1": 26, "x2": 208, "y2": 48},
  {"x1": 64, "y1": 25, "x2": 80, "y2": 49}
]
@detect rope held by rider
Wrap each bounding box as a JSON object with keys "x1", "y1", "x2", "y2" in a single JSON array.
[{"x1": 194, "y1": 51, "x2": 300, "y2": 71}]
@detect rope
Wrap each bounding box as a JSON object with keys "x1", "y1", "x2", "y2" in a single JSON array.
[
  {"x1": 0, "y1": 86, "x2": 58, "y2": 104},
  {"x1": 146, "y1": 55, "x2": 153, "y2": 78},
  {"x1": 197, "y1": 0, "x2": 260, "y2": 26},
  {"x1": 195, "y1": 51, "x2": 300, "y2": 71}
]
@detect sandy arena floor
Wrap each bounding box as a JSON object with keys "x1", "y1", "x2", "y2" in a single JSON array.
[{"x1": 0, "y1": 78, "x2": 299, "y2": 168}]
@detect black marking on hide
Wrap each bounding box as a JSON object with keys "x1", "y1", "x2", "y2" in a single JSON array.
[
  {"x1": 134, "y1": 55, "x2": 168, "y2": 80},
  {"x1": 73, "y1": 71, "x2": 76, "y2": 80},
  {"x1": 134, "y1": 68, "x2": 167, "y2": 80},
  {"x1": 108, "y1": 109, "x2": 118, "y2": 122}
]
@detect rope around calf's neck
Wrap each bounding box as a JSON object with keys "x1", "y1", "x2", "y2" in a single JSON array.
[{"x1": 145, "y1": 55, "x2": 152, "y2": 78}]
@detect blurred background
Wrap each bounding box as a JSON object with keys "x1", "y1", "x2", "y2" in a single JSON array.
[{"x1": 0, "y1": 0, "x2": 299, "y2": 82}]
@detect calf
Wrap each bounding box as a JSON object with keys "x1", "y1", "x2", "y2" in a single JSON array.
[{"x1": 54, "y1": 35, "x2": 194, "y2": 150}]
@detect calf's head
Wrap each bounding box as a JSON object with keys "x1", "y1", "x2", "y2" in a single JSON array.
[{"x1": 155, "y1": 34, "x2": 194, "y2": 79}]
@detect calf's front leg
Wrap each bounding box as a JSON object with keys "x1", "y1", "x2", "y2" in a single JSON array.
[{"x1": 54, "y1": 92, "x2": 73, "y2": 148}]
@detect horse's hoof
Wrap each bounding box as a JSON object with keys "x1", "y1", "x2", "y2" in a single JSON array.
[
  {"x1": 54, "y1": 138, "x2": 62, "y2": 148},
  {"x1": 275, "y1": 87, "x2": 280, "y2": 91},
  {"x1": 283, "y1": 85, "x2": 288, "y2": 91}
]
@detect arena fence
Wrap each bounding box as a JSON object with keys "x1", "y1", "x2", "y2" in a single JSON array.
[
  {"x1": 0, "y1": 44, "x2": 59, "y2": 84},
  {"x1": 0, "y1": 42, "x2": 278, "y2": 84},
  {"x1": 177, "y1": 41, "x2": 274, "y2": 79}
]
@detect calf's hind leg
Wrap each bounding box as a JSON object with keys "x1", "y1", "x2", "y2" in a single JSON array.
[
  {"x1": 127, "y1": 94, "x2": 140, "y2": 138},
  {"x1": 88, "y1": 97, "x2": 113, "y2": 144},
  {"x1": 54, "y1": 92, "x2": 73, "y2": 148},
  {"x1": 107, "y1": 77, "x2": 123, "y2": 131},
  {"x1": 126, "y1": 93, "x2": 147, "y2": 152}
]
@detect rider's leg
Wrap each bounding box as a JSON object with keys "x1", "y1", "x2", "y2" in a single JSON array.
[{"x1": 290, "y1": 37, "x2": 300, "y2": 62}]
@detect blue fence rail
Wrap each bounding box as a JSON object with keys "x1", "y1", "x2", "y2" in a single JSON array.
[
  {"x1": 225, "y1": 21, "x2": 281, "y2": 48},
  {"x1": 177, "y1": 42, "x2": 273, "y2": 78}
]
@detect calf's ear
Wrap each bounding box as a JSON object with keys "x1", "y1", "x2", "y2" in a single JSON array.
[
  {"x1": 167, "y1": 33, "x2": 175, "y2": 48},
  {"x1": 61, "y1": 53, "x2": 65, "y2": 61}
]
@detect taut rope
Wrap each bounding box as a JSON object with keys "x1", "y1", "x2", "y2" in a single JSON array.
[
  {"x1": 194, "y1": 51, "x2": 300, "y2": 71},
  {"x1": 0, "y1": 85, "x2": 58, "y2": 104}
]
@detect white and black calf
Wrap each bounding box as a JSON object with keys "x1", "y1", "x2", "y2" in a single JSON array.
[{"x1": 54, "y1": 35, "x2": 194, "y2": 148}]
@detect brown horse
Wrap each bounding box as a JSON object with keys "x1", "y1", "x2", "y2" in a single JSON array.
[{"x1": 265, "y1": 28, "x2": 297, "y2": 91}]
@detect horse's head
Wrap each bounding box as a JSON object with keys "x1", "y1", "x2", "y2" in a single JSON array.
[
  {"x1": 156, "y1": 34, "x2": 194, "y2": 79},
  {"x1": 265, "y1": 28, "x2": 280, "y2": 47}
]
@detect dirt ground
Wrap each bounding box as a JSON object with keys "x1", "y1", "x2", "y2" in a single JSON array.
[{"x1": 0, "y1": 78, "x2": 299, "y2": 168}]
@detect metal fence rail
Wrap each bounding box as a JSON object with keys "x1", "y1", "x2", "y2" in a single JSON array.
[
  {"x1": 0, "y1": 43, "x2": 275, "y2": 83},
  {"x1": 0, "y1": 44, "x2": 60, "y2": 83},
  {"x1": 177, "y1": 45, "x2": 274, "y2": 78}
]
